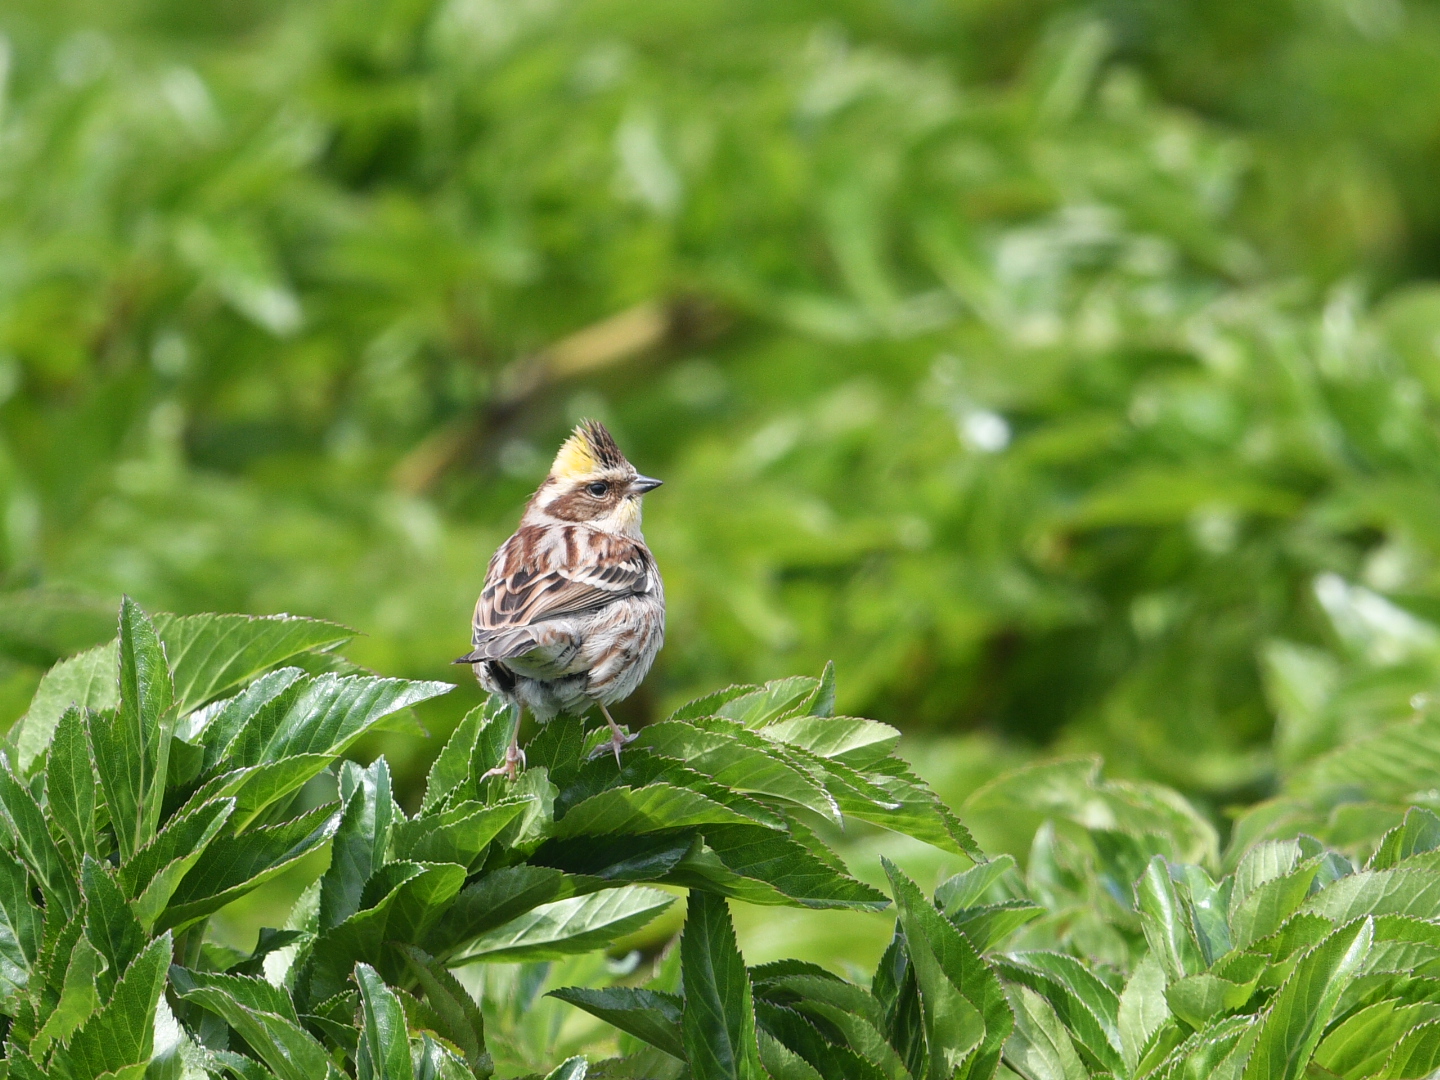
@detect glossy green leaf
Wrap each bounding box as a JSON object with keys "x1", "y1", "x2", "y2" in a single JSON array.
[
  {"x1": 673, "y1": 823, "x2": 890, "y2": 910},
  {"x1": 1315, "y1": 998, "x2": 1440, "y2": 1079},
  {"x1": 399, "y1": 945, "x2": 494, "y2": 1079},
  {"x1": 551, "y1": 783, "x2": 777, "y2": 839},
  {"x1": 1002, "y1": 985, "x2": 1088, "y2": 1080},
  {"x1": 1301, "y1": 869, "x2": 1440, "y2": 923},
  {"x1": 355, "y1": 961, "x2": 415, "y2": 1080},
  {"x1": 171, "y1": 967, "x2": 332, "y2": 1080},
  {"x1": 117, "y1": 796, "x2": 234, "y2": 928},
  {"x1": 320, "y1": 758, "x2": 395, "y2": 931},
  {"x1": 422, "y1": 703, "x2": 487, "y2": 812},
  {"x1": 151, "y1": 611, "x2": 354, "y2": 715},
  {"x1": 1117, "y1": 954, "x2": 1168, "y2": 1074},
  {"x1": 1381, "y1": 1020, "x2": 1440, "y2": 1078},
  {"x1": 1241, "y1": 917, "x2": 1372, "y2": 1080},
  {"x1": 11, "y1": 642, "x2": 118, "y2": 774},
  {"x1": 994, "y1": 951, "x2": 1123, "y2": 1074},
  {"x1": 159, "y1": 802, "x2": 340, "y2": 929},
  {"x1": 0, "y1": 752, "x2": 79, "y2": 916},
  {"x1": 883, "y1": 858, "x2": 1011, "y2": 1079},
  {"x1": 1135, "y1": 856, "x2": 1203, "y2": 981},
  {"x1": 81, "y1": 855, "x2": 146, "y2": 978},
  {"x1": 391, "y1": 798, "x2": 531, "y2": 870},
  {"x1": 29, "y1": 934, "x2": 101, "y2": 1057},
  {"x1": 635, "y1": 718, "x2": 842, "y2": 823},
  {"x1": 548, "y1": 986, "x2": 686, "y2": 1060},
  {"x1": 452, "y1": 885, "x2": 673, "y2": 964},
  {"x1": 44, "y1": 932, "x2": 169, "y2": 1080},
  {"x1": 302, "y1": 860, "x2": 467, "y2": 1004},
  {"x1": 681, "y1": 889, "x2": 765, "y2": 1080},
  {"x1": 46, "y1": 705, "x2": 98, "y2": 860}
]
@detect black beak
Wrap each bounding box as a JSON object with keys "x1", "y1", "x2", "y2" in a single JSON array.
[{"x1": 631, "y1": 475, "x2": 663, "y2": 494}]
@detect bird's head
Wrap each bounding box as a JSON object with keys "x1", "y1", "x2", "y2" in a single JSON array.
[{"x1": 525, "y1": 419, "x2": 662, "y2": 534}]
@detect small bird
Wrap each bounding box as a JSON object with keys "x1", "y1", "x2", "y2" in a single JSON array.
[{"x1": 455, "y1": 420, "x2": 665, "y2": 779}]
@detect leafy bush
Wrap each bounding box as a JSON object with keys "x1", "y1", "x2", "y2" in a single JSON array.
[
  {"x1": 10, "y1": 0, "x2": 1440, "y2": 811},
  {"x1": 11, "y1": 599, "x2": 1440, "y2": 1078}
]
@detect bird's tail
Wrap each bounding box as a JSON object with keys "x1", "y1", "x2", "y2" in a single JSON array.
[{"x1": 452, "y1": 628, "x2": 538, "y2": 664}]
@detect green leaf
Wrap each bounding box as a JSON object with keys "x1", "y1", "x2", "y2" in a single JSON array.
[
  {"x1": 398, "y1": 945, "x2": 494, "y2": 1079},
  {"x1": 822, "y1": 756, "x2": 981, "y2": 858},
  {"x1": 757, "y1": 1030, "x2": 827, "y2": 1080},
  {"x1": 170, "y1": 967, "x2": 332, "y2": 1080},
  {"x1": 669, "y1": 685, "x2": 763, "y2": 723},
  {"x1": 411, "y1": 1032, "x2": 473, "y2": 1080},
  {"x1": 320, "y1": 759, "x2": 395, "y2": 931},
  {"x1": 1135, "y1": 856, "x2": 1204, "y2": 981},
  {"x1": 1301, "y1": 869, "x2": 1440, "y2": 923},
  {"x1": 302, "y1": 861, "x2": 467, "y2": 1005},
  {"x1": 993, "y1": 952, "x2": 1123, "y2": 1074},
  {"x1": 118, "y1": 797, "x2": 234, "y2": 928},
  {"x1": 222, "y1": 673, "x2": 451, "y2": 767},
  {"x1": 1117, "y1": 954, "x2": 1168, "y2": 1075},
  {"x1": 0, "y1": 848, "x2": 39, "y2": 1002},
  {"x1": 541, "y1": 1060, "x2": 588, "y2": 1080},
  {"x1": 1314, "y1": 998, "x2": 1440, "y2": 1078},
  {"x1": 452, "y1": 885, "x2": 673, "y2": 964},
  {"x1": 883, "y1": 858, "x2": 1011, "y2": 1079},
  {"x1": 674, "y1": 824, "x2": 891, "y2": 910},
  {"x1": 47, "y1": 705, "x2": 99, "y2": 860},
  {"x1": 1002, "y1": 985, "x2": 1088, "y2": 1080},
  {"x1": 82, "y1": 855, "x2": 146, "y2": 978},
  {"x1": 1381, "y1": 1020, "x2": 1440, "y2": 1078},
  {"x1": 759, "y1": 716, "x2": 901, "y2": 770},
  {"x1": 765, "y1": 976, "x2": 910, "y2": 1080},
  {"x1": 183, "y1": 753, "x2": 336, "y2": 832},
  {"x1": 151, "y1": 611, "x2": 354, "y2": 715},
  {"x1": 755, "y1": 999, "x2": 887, "y2": 1080},
  {"x1": 550, "y1": 783, "x2": 778, "y2": 839},
  {"x1": 1164, "y1": 971, "x2": 1256, "y2": 1029},
  {"x1": 1241, "y1": 917, "x2": 1373, "y2": 1080},
  {"x1": 0, "y1": 752, "x2": 80, "y2": 916},
  {"x1": 424, "y1": 866, "x2": 574, "y2": 959},
  {"x1": 11, "y1": 641, "x2": 118, "y2": 774},
  {"x1": 103, "y1": 596, "x2": 175, "y2": 860},
  {"x1": 391, "y1": 799, "x2": 530, "y2": 871},
  {"x1": 159, "y1": 802, "x2": 340, "y2": 929},
  {"x1": 422, "y1": 704, "x2": 486, "y2": 812},
  {"x1": 355, "y1": 962, "x2": 415, "y2": 1080},
  {"x1": 948, "y1": 901, "x2": 1043, "y2": 952},
  {"x1": 935, "y1": 856, "x2": 1018, "y2": 915},
  {"x1": 29, "y1": 934, "x2": 101, "y2": 1057},
  {"x1": 681, "y1": 890, "x2": 765, "y2": 1080},
  {"x1": 635, "y1": 719, "x2": 842, "y2": 823},
  {"x1": 1370, "y1": 807, "x2": 1440, "y2": 869},
  {"x1": 548, "y1": 986, "x2": 686, "y2": 1060},
  {"x1": 198, "y1": 667, "x2": 308, "y2": 773},
  {"x1": 45, "y1": 932, "x2": 169, "y2": 1080}
]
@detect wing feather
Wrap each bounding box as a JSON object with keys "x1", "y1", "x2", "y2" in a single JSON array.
[{"x1": 470, "y1": 526, "x2": 654, "y2": 653}]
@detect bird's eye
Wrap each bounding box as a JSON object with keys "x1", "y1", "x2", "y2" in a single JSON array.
[{"x1": 586, "y1": 481, "x2": 609, "y2": 497}]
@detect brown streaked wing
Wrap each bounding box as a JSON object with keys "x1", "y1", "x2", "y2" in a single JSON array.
[{"x1": 472, "y1": 526, "x2": 654, "y2": 641}]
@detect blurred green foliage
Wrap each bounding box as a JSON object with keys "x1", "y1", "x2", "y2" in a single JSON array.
[{"x1": 6, "y1": 0, "x2": 1440, "y2": 810}]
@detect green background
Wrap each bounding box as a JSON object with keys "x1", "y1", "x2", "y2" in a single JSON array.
[{"x1": 7, "y1": 0, "x2": 1440, "y2": 839}]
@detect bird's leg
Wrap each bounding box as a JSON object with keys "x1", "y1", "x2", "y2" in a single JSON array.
[
  {"x1": 480, "y1": 708, "x2": 526, "y2": 781},
  {"x1": 588, "y1": 702, "x2": 639, "y2": 765}
]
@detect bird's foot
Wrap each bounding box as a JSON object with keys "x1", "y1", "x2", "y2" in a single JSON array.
[
  {"x1": 480, "y1": 741, "x2": 526, "y2": 782},
  {"x1": 588, "y1": 727, "x2": 638, "y2": 765}
]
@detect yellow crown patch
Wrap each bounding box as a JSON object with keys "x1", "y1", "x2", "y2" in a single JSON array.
[{"x1": 549, "y1": 419, "x2": 625, "y2": 480}]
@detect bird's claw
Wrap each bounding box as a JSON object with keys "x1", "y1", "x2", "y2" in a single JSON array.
[
  {"x1": 588, "y1": 728, "x2": 638, "y2": 765},
  {"x1": 480, "y1": 742, "x2": 526, "y2": 782}
]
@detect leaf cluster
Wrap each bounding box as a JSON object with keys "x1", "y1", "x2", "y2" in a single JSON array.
[{"x1": 0, "y1": 599, "x2": 978, "y2": 1078}]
